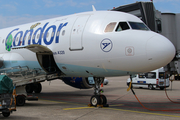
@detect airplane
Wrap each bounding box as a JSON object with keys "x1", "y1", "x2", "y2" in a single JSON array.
[{"x1": 0, "y1": 7, "x2": 175, "y2": 107}]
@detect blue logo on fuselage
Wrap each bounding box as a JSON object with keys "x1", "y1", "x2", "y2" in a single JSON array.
[
  {"x1": 100, "y1": 38, "x2": 113, "y2": 52},
  {"x1": 5, "y1": 22, "x2": 68, "y2": 51}
]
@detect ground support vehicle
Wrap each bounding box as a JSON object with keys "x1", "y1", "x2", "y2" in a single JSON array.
[
  {"x1": 0, "y1": 75, "x2": 16, "y2": 117},
  {"x1": 127, "y1": 68, "x2": 170, "y2": 90}
]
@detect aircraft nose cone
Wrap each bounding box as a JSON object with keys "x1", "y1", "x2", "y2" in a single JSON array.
[{"x1": 146, "y1": 35, "x2": 175, "y2": 69}]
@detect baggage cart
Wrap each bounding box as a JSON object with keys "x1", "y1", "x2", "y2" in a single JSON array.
[{"x1": 0, "y1": 75, "x2": 16, "y2": 117}]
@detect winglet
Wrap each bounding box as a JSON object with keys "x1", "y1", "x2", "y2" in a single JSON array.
[{"x1": 92, "y1": 5, "x2": 96, "y2": 12}]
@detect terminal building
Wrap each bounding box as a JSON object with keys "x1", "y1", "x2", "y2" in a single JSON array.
[{"x1": 111, "y1": 2, "x2": 180, "y2": 76}]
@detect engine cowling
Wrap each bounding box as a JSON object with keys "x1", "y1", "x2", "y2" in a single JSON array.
[
  {"x1": 0, "y1": 53, "x2": 26, "y2": 69},
  {"x1": 60, "y1": 77, "x2": 93, "y2": 89}
]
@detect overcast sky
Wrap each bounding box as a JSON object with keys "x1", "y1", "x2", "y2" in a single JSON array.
[{"x1": 0, "y1": 0, "x2": 179, "y2": 29}]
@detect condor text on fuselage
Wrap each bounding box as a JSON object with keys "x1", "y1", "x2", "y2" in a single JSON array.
[{"x1": 5, "y1": 22, "x2": 68, "y2": 51}]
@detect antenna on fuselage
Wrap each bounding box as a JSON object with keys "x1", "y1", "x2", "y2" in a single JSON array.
[{"x1": 92, "y1": 5, "x2": 96, "y2": 12}]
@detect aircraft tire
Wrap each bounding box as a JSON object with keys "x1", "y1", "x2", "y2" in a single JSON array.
[
  {"x1": 34, "y1": 83, "x2": 42, "y2": 93},
  {"x1": 2, "y1": 112, "x2": 10, "y2": 117},
  {"x1": 100, "y1": 95, "x2": 107, "y2": 105},
  {"x1": 90, "y1": 95, "x2": 100, "y2": 106},
  {"x1": 16, "y1": 95, "x2": 25, "y2": 106},
  {"x1": 25, "y1": 84, "x2": 34, "y2": 93}
]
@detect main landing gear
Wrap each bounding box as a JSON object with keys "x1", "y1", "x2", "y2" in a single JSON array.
[{"x1": 90, "y1": 77, "x2": 108, "y2": 107}]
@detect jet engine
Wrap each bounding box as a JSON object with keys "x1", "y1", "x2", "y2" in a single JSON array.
[{"x1": 60, "y1": 77, "x2": 93, "y2": 89}]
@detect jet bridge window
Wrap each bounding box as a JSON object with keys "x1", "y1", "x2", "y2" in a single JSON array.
[
  {"x1": 104, "y1": 22, "x2": 117, "y2": 32},
  {"x1": 129, "y1": 22, "x2": 149, "y2": 31},
  {"x1": 115, "y1": 22, "x2": 130, "y2": 31}
]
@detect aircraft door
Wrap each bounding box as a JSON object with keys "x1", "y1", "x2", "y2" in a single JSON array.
[
  {"x1": 70, "y1": 15, "x2": 90, "y2": 51},
  {"x1": 23, "y1": 45, "x2": 62, "y2": 74},
  {"x1": 37, "y1": 54, "x2": 60, "y2": 73}
]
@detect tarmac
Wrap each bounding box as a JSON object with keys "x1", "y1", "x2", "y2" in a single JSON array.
[{"x1": 2, "y1": 76, "x2": 180, "y2": 120}]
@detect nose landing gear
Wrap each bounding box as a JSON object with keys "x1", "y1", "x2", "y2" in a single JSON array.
[{"x1": 89, "y1": 77, "x2": 108, "y2": 107}]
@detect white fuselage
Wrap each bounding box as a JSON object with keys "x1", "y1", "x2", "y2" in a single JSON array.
[{"x1": 0, "y1": 11, "x2": 175, "y2": 77}]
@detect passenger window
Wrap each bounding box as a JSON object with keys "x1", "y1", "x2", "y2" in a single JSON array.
[
  {"x1": 42, "y1": 33, "x2": 44, "y2": 38},
  {"x1": 62, "y1": 30, "x2": 65, "y2": 36},
  {"x1": 46, "y1": 32, "x2": 49, "y2": 38},
  {"x1": 116, "y1": 22, "x2": 130, "y2": 31},
  {"x1": 145, "y1": 72, "x2": 156, "y2": 79},
  {"x1": 28, "y1": 35, "x2": 31, "y2": 40},
  {"x1": 57, "y1": 31, "x2": 60, "y2": 37},
  {"x1": 24, "y1": 35, "x2": 26, "y2": 41},
  {"x1": 51, "y1": 32, "x2": 54, "y2": 37},
  {"x1": 37, "y1": 34, "x2": 40, "y2": 39},
  {"x1": 104, "y1": 22, "x2": 116, "y2": 32},
  {"x1": 33, "y1": 35, "x2": 35, "y2": 40}
]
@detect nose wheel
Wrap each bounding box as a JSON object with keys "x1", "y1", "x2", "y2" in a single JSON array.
[
  {"x1": 89, "y1": 77, "x2": 108, "y2": 107},
  {"x1": 90, "y1": 95, "x2": 100, "y2": 106}
]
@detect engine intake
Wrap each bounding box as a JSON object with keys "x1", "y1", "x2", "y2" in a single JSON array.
[{"x1": 60, "y1": 77, "x2": 93, "y2": 89}]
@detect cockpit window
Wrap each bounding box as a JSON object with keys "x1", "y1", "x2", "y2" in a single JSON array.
[
  {"x1": 104, "y1": 22, "x2": 117, "y2": 32},
  {"x1": 115, "y1": 22, "x2": 130, "y2": 31},
  {"x1": 129, "y1": 22, "x2": 149, "y2": 30}
]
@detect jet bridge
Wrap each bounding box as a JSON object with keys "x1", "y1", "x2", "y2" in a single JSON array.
[{"x1": 112, "y1": 1, "x2": 180, "y2": 76}]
